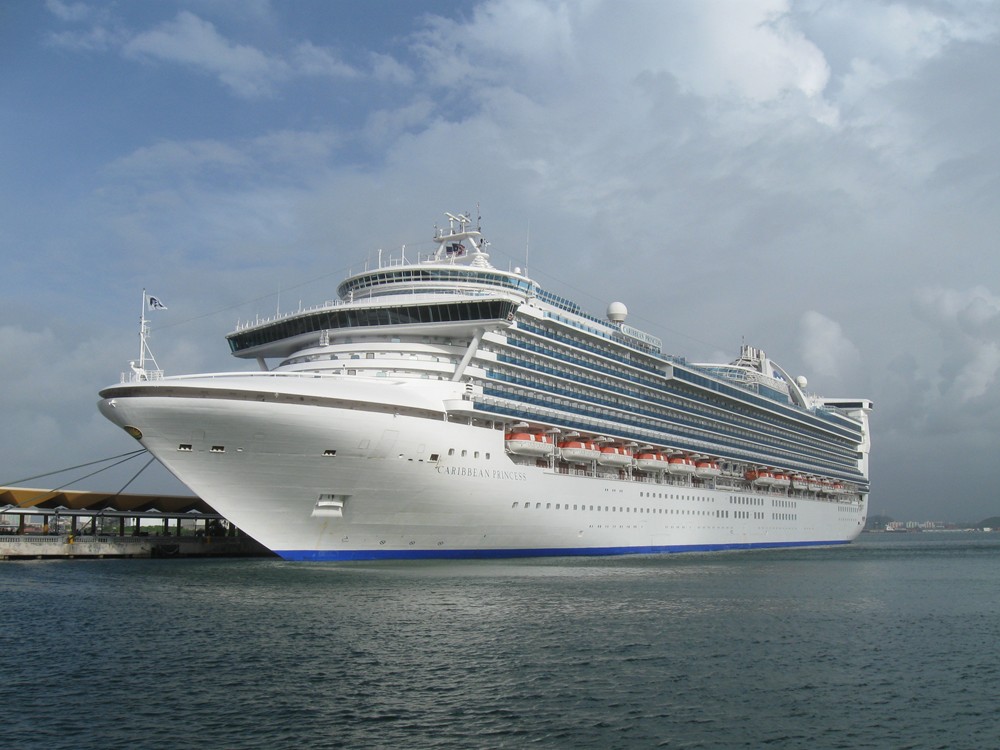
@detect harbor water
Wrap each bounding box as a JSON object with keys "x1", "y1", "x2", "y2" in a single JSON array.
[{"x1": 3, "y1": 532, "x2": 998, "y2": 749}]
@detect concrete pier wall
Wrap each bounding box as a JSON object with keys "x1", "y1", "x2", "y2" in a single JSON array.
[{"x1": 0, "y1": 534, "x2": 272, "y2": 559}]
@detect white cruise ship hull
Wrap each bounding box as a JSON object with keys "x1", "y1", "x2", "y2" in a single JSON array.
[
  {"x1": 100, "y1": 213, "x2": 871, "y2": 561},
  {"x1": 98, "y1": 376, "x2": 867, "y2": 561}
]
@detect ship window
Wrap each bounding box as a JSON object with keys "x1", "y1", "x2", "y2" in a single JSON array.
[
  {"x1": 461, "y1": 450, "x2": 467, "y2": 457},
  {"x1": 485, "y1": 453, "x2": 490, "y2": 460},
  {"x1": 448, "y1": 448, "x2": 455, "y2": 456},
  {"x1": 512, "y1": 502, "x2": 518, "y2": 508},
  {"x1": 430, "y1": 453, "x2": 439, "y2": 461},
  {"x1": 366, "y1": 352, "x2": 375, "y2": 359},
  {"x1": 536, "y1": 503, "x2": 541, "y2": 509},
  {"x1": 474, "y1": 451, "x2": 479, "y2": 458},
  {"x1": 323, "y1": 449, "x2": 337, "y2": 457},
  {"x1": 210, "y1": 445, "x2": 225, "y2": 453},
  {"x1": 556, "y1": 504, "x2": 561, "y2": 509},
  {"x1": 178, "y1": 444, "x2": 192, "y2": 451}
]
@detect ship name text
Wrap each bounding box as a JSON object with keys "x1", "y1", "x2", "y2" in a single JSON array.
[{"x1": 436, "y1": 466, "x2": 527, "y2": 481}]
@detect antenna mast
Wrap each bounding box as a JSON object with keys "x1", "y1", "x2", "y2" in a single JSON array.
[
  {"x1": 131, "y1": 289, "x2": 163, "y2": 381},
  {"x1": 524, "y1": 226, "x2": 530, "y2": 275}
]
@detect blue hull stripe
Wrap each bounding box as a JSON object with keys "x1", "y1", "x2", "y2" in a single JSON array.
[{"x1": 275, "y1": 540, "x2": 851, "y2": 562}]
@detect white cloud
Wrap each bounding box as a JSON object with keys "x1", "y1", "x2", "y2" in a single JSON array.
[
  {"x1": 799, "y1": 311, "x2": 861, "y2": 382},
  {"x1": 291, "y1": 41, "x2": 359, "y2": 79},
  {"x1": 107, "y1": 140, "x2": 251, "y2": 178},
  {"x1": 50, "y1": 9, "x2": 366, "y2": 98},
  {"x1": 913, "y1": 286, "x2": 1000, "y2": 404},
  {"x1": 952, "y1": 342, "x2": 1000, "y2": 402},
  {"x1": 371, "y1": 52, "x2": 415, "y2": 85},
  {"x1": 123, "y1": 11, "x2": 288, "y2": 98},
  {"x1": 45, "y1": 0, "x2": 94, "y2": 23}
]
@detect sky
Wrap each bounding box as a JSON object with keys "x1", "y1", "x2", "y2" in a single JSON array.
[{"x1": 2, "y1": 0, "x2": 999, "y2": 523}]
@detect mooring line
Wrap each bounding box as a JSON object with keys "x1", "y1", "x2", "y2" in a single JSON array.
[{"x1": 1, "y1": 449, "x2": 148, "y2": 487}]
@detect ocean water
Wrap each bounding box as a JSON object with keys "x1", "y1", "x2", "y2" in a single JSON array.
[{"x1": 3, "y1": 532, "x2": 998, "y2": 749}]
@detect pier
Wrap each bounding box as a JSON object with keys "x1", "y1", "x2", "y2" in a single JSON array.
[{"x1": 0, "y1": 486, "x2": 273, "y2": 560}]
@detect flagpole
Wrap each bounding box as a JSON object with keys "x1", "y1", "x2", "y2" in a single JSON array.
[{"x1": 139, "y1": 288, "x2": 148, "y2": 372}]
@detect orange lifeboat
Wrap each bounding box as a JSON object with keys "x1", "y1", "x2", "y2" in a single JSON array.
[
  {"x1": 667, "y1": 455, "x2": 696, "y2": 476},
  {"x1": 504, "y1": 432, "x2": 554, "y2": 457},
  {"x1": 695, "y1": 460, "x2": 722, "y2": 479},
  {"x1": 772, "y1": 473, "x2": 791, "y2": 489},
  {"x1": 635, "y1": 452, "x2": 669, "y2": 473},
  {"x1": 558, "y1": 440, "x2": 601, "y2": 463},
  {"x1": 597, "y1": 445, "x2": 633, "y2": 467},
  {"x1": 745, "y1": 469, "x2": 775, "y2": 486}
]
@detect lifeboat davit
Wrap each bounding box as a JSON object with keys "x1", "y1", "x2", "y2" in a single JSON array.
[
  {"x1": 635, "y1": 452, "x2": 669, "y2": 473},
  {"x1": 559, "y1": 440, "x2": 601, "y2": 463},
  {"x1": 504, "y1": 432, "x2": 554, "y2": 457},
  {"x1": 745, "y1": 469, "x2": 775, "y2": 486},
  {"x1": 695, "y1": 460, "x2": 722, "y2": 479},
  {"x1": 667, "y1": 456, "x2": 696, "y2": 476},
  {"x1": 597, "y1": 446, "x2": 633, "y2": 467}
]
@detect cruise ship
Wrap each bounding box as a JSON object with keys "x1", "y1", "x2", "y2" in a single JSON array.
[{"x1": 98, "y1": 212, "x2": 872, "y2": 560}]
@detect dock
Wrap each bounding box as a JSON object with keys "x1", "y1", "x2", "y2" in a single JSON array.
[{"x1": 0, "y1": 486, "x2": 274, "y2": 560}]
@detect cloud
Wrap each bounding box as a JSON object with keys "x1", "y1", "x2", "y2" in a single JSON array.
[
  {"x1": 123, "y1": 11, "x2": 290, "y2": 98},
  {"x1": 798, "y1": 311, "x2": 861, "y2": 383},
  {"x1": 45, "y1": 0, "x2": 93, "y2": 23},
  {"x1": 291, "y1": 41, "x2": 360, "y2": 80},
  {"x1": 914, "y1": 286, "x2": 1000, "y2": 403},
  {"x1": 48, "y1": 7, "x2": 369, "y2": 98}
]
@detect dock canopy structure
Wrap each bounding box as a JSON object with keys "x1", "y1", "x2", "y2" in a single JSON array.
[{"x1": 0, "y1": 486, "x2": 215, "y2": 515}]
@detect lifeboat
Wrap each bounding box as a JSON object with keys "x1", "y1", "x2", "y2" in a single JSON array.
[
  {"x1": 772, "y1": 473, "x2": 791, "y2": 489},
  {"x1": 559, "y1": 440, "x2": 601, "y2": 463},
  {"x1": 807, "y1": 477, "x2": 823, "y2": 492},
  {"x1": 831, "y1": 482, "x2": 845, "y2": 494},
  {"x1": 635, "y1": 452, "x2": 669, "y2": 473},
  {"x1": 504, "y1": 432, "x2": 554, "y2": 457},
  {"x1": 666, "y1": 455, "x2": 696, "y2": 476},
  {"x1": 695, "y1": 460, "x2": 722, "y2": 479},
  {"x1": 597, "y1": 446, "x2": 633, "y2": 467},
  {"x1": 745, "y1": 469, "x2": 775, "y2": 486},
  {"x1": 792, "y1": 475, "x2": 811, "y2": 491}
]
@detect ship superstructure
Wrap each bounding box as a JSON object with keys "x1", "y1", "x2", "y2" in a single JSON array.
[{"x1": 99, "y1": 213, "x2": 872, "y2": 560}]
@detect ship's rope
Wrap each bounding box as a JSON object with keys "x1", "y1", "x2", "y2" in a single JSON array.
[
  {"x1": 1, "y1": 449, "x2": 152, "y2": 508},
  {"x1": 1, "y1": 449, "x2": 148, "y2": 486}
]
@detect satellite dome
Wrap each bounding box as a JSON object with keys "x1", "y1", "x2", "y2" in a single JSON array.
[
  {"x1": 607, "y1": 301, "x2": 628, "y2": 323},
  {"x1": 795, "y1": 375, "x2": 808, "y2": 389}
]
